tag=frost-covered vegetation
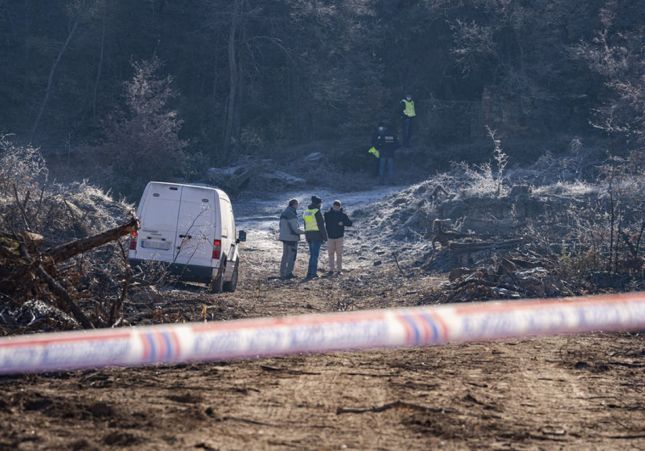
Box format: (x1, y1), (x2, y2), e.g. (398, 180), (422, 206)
(0, 136), (135, 332)
(356, 147), (644, 299)
(0, 135), (132, 243)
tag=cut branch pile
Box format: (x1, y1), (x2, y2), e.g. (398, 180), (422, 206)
(0, 217), (138, 330)
(421, 253), (575, 304)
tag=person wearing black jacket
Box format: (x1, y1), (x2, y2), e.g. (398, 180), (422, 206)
(323, 200), (353, 275)
(371, 123), (400, 183)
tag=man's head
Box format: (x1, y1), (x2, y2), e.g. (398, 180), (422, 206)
(332, 200), (341, 211)
(288, 198), (299, 208)
(405, 94), (412, 100)
(311, 195), (322, 206)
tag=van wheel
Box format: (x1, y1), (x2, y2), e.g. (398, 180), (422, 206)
(209, 261), (226, 293)
(223, 258), (239, 293)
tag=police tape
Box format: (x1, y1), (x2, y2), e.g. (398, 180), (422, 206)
(0, 292), (643, 374)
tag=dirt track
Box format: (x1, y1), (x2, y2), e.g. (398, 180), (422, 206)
(0, 220), (644, 450)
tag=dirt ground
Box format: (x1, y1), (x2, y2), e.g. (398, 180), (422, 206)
(0, 226), (643, 450)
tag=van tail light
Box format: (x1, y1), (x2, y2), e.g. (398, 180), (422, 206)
(129, 230), (138, 250)
(212, 239), (221, 260)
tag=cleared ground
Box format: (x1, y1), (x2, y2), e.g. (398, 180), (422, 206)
(0, 205), (643, 450)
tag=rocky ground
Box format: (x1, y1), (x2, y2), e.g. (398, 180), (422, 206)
(1, 187), (644, 449)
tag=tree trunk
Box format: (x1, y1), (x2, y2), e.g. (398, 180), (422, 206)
(30, 13), (80, 142)
(22, 0), (31, 98)
(44, 217), (138, 263)
(233, 58), (244, 144)
(92, 8), (106, 121)
(222, 0), (242, 161)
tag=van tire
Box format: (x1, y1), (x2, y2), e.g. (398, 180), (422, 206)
(223, 258), (239, 293)
(209, 259), (226, 293)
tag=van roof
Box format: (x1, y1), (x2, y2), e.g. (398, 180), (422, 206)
(145, 181), (229, 198)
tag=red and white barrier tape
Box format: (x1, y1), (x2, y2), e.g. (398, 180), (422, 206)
(0, 292), (643, 374)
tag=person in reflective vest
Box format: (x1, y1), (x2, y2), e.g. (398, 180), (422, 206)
(303, 195), (328, 280)
(400, 94), (416, 147)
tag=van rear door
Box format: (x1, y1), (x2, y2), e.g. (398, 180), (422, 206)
(174, 186), (218, 268)
(135, 183), (181, 263)
(219, 196), (237, 261)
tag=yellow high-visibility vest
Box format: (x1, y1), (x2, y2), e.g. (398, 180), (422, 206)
(368, 146), (380, 158)
(303, 208), (319, 231)
(402, 99), (416, 117)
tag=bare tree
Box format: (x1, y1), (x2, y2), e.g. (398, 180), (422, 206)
(30, 6), (82, 142)
(222, 0), (244, 160)
(92, 2), (107, 121)
(575, 1), (645, 146)
(97, 57), (188, 197)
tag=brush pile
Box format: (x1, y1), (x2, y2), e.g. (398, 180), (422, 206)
(357, 151), (644, 301)
(0, 137), (138, 333)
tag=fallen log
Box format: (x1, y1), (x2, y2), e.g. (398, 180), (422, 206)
(448, 238), (525, 253)
(45, 217), (139, 263)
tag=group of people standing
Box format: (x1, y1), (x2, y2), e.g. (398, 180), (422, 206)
(277, 94), (415, 280)
(369, 93), (416, 183)
(279, 196), (352, 281)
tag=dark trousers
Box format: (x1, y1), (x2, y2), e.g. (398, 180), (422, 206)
(379, 157), (395, 180)
(307, 240), (322, 278)
(402, 117), (413, 146)
(280, 241), (298, 278)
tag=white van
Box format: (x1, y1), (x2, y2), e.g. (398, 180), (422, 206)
(128, 181), (245, 292)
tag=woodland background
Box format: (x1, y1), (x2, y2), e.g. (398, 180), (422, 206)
(0, 0), (643, 198)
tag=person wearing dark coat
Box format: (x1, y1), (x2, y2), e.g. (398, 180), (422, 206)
(303, 195), (328, 280)
(371, 123), (400, 183)
(323, 200), (353, 275)
(278, 198), (304, 279)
